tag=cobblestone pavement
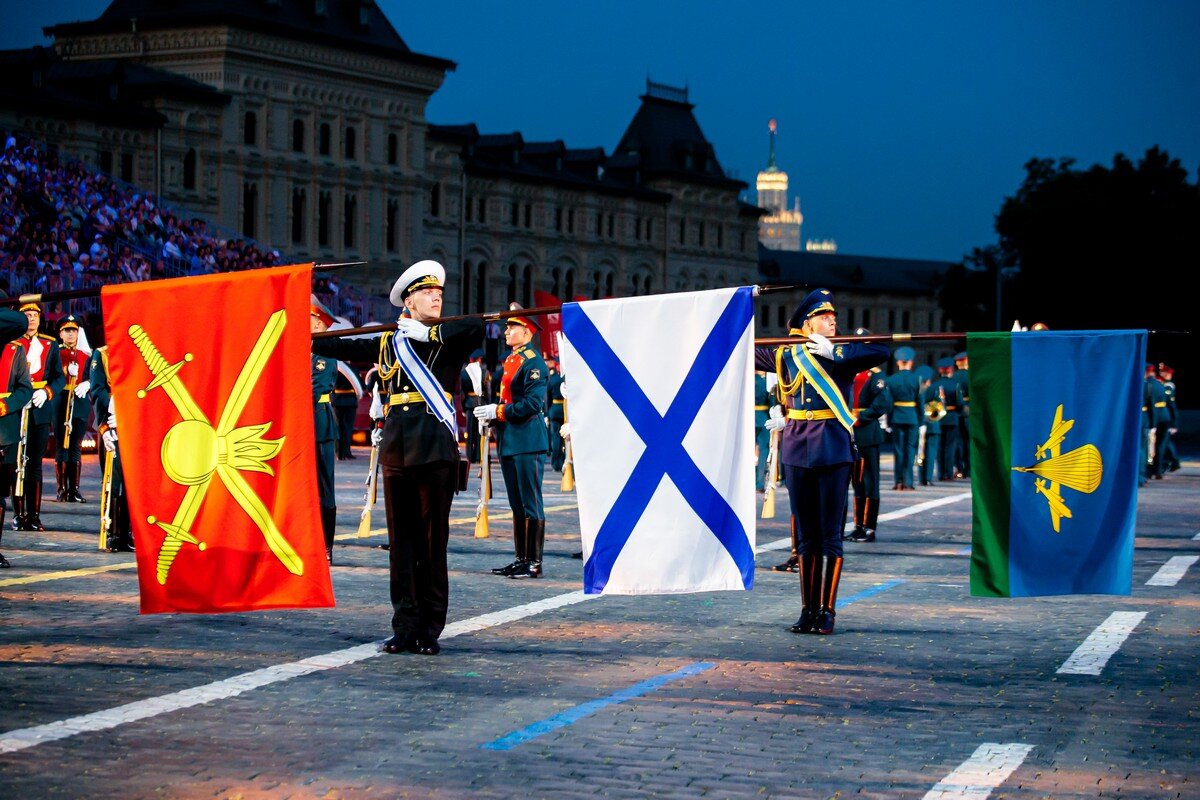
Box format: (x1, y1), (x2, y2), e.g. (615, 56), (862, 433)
(1, 450), (1197, 799)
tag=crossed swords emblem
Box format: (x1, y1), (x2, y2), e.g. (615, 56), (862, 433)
(127, 310), (301, 585)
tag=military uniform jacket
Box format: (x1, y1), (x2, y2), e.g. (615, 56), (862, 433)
(56, 345), (92, 425)
(1162, 380), (1178, 425)
(0, 341), (33, 447)
(886, 369), (923, 426)
(954, 369), (970, 417)
(853, 368), (891, 448)
(754, 341), (890, 468)
(929, 375), (962, 427)
(920, 383), (943, 435)
(547, 370), (566, 422)
(496, 344), (550, 457)
(331, 370), (359, 409)
(1144, 378), (1169, 427)
(312, 317), (483, 469)
(21, 332), (66, 426)
(88, 347), (113, 431)
(312, 354), (338, 444)
(753, 372), (771, 429)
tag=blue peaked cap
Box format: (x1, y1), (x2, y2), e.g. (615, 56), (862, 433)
(894, 345), (916, 361)
(787, 288), (836, 331)
(915, 365), (934, 383)
(937, 357), (954, 369)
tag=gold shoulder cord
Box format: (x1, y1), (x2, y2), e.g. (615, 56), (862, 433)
(376, 331), (401, 381)
(775, 345), (803, 401)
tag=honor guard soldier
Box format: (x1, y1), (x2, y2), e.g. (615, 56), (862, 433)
(312, 260), (483, 656)
(89, 344), (134, 552)
(845, 329), (890, 542)
(953, 351), (970, 477)
(54, 315), (92, 502)
(476, 314), (551, 579)
(332, 367), (360, 461)
(460, 350), (485, 463)
(755, 289), (889, 635)
(1158, 364), (1181, 473)
(1143, 362), (1171, 482)
(886, 346), (921, 491)
(916, 365), (940, 486)
(0, 308), (34, 566)
(13, 303), (66, 531)
(546, 356), (567, 472)
(930, 357), (963, 481)
(310, 298), (340, 563)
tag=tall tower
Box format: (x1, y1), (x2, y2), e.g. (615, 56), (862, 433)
(756, 119), (803, 251)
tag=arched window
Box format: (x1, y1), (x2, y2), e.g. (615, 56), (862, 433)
(343, 193), (357, 247)
(385, 199), (398, 251)
(630, 275), (640, 296)
(291, 187), (305, 244)
(474, 262), (488, 313)
(242, 182), (257, 237)
(430, 183), (441, 217)
(507, 264), (518, 304)
(604, 272), (614, 297)
(344, 127), (356, 160)
(243, 111), (257, 146)
(319, 123), (331, 156)
(318, 190), (331, 246)
(551, 267), (561, 298)
(564, 268), (575, 300)
(182, 149), (196, 190)
(387, 133), (398, 165)
(292, 120), (305, 153)
(592, 270), (602, 300)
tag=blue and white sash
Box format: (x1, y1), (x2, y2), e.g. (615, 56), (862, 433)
(391, 333), (458, 438)
(786, 345), (856, 432)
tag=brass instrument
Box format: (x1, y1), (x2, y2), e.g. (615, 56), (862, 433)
(925, 399), (947, 422)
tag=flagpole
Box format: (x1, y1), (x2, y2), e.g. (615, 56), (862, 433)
(0, 261), (366, 308)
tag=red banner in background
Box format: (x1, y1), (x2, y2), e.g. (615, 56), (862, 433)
(533, 290), (563, 359)
(101, 264), (334, 614)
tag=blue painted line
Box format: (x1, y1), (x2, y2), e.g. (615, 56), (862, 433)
(840, 578), (906, 605)
(957, 545), (973, 555)
(479, 661), (716, 751)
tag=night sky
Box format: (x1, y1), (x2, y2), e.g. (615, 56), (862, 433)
(4, 0), (1198, 262)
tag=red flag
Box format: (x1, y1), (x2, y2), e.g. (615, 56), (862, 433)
(533, 290), (562, 358)
(101, 264), (334, 614)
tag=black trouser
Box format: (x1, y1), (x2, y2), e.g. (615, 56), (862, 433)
(334, 405), (356, 458)
(937, 423), (958, 480)
(464, 397), (480, 462)
(549, 413), (565, 472)
(382, 461), (455, 642)
(316, 438), (336, 508)
(100, 448), (132, 548)
(920, 433), (940, 484)
(784, 462), (850, 558)
(851, 446), (880, 530)
(500, 452), (545, 520)
(1151, 423), (1171, 478)
(54, 415), (87, 465)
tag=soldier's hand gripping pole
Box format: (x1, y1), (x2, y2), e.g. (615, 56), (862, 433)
(474, 421), (490, 539)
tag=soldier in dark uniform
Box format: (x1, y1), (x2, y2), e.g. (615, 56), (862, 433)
(754, 370), (772, 491)
(1144, 362), (1171, 482)
(916, 365), (940, 487)
(331, 368), (360, 461)
(0, 308), (34, 566)
(310, 298), (340, 563)
(547, 356), (566, 472)
(755, 289), (889, 635)
(845, 329), (890, 543)
(931, 357), (963, 482)
(89, 344), (134, 553)
(13, 302), (66, 531)
(475, 315), (550, 579)
(312, 260), (483, 656)
(460, 350), (484, 463)
(53, 315), (92, 503)
(886, 346), (921, 492)
(953, 351), (970, 478)
(1158, 364), (1181, 473)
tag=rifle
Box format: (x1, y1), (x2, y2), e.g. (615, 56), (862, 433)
(14, 405), (29, 497)
(761, 428), (780, 519)
(356, 433), (380, 538)
(560, 434), (575, 493)
(474, 422), (490, 538)
(98, 446), (114, 550)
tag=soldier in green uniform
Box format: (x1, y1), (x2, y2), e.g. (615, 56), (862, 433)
(886, 346), (922, 491)
(312, 260), (483, 656)
(754, 370), (772, 491)
(310, 298), (340, 563)
(547, 356), (566, 472)
(476, 314), (551, 579)
(931, 358), (963, 481)
(846, 329), (891, 543)
(916, 364), (940, 486)
(1158, 364), (1181, 473)
(53, 316), (92, 503)
(13, 302), (66, 531)
(953, 351), (970, 478)
(0, 308), (34, 566)
(88, 343), (134, 553)
(1144, 362), (1171, 481)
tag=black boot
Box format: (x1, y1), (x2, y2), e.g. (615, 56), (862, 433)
(815, 556), (843, 635)
(322, 506), (336, 564)
(25, 481), (45, 532)
(511, 519), (544, 579)
(67, 463), (86, 503)
(790, 554), (823, 633)
(0, 506), (8, 568)
(55, 462), (66, 502)
(10, 493), (25, 531)
(492, 515), (526, 575)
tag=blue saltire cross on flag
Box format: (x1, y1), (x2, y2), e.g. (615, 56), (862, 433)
(559, 287), (757, 595)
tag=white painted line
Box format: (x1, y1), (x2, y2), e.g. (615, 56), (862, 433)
(1146, 555), (1198, 586)
(1056, 611), (1146, 676)
(757, 492), (972, 552)
(924, 742), (1034, 799)
(1191, 531), (1200, 541)
(0, 590), (592, 755)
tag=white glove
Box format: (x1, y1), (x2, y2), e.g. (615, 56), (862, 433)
(474, 404), (499, 422)
(879, 413), (890, 433)
(107, 413), (117, 429)
(559, 422), (571, 439)
(31, 389), (48, 408)
(74, 380), (91, 399)
(370, 427), (383, 447)
(560, 382), (568, 398)
(396, 317), (431, 342)
(919, 424), (927, 434)
(67, 363), (78, 378)
(368, 390), (383, 420)
(805, 333), (834, 359)
(102, 428), (118, 452)
(765, 404), (786, 432)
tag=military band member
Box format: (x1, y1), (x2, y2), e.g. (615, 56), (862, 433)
(13, 303), (66, 531)
(1158, 364), (1180, 474)
(310, 298), (340, 563)
(846, 329), (890, 543)
(312, 260), (483, 656)
(1144, 362), (1171, 482)
(930, 357), (963, 481)
(547, 356), (566, 473)
(54, 315), (92, 503)
(0, 308), (34, 567)
(754, 370), (772, 492)
(917, 365), (940, 487)
(475, 315), (550, 579)
(953, 351), (970, 478)
(755, 289), (889, 635)
(89, 344), (133, 553)
(886, 346), (921, 491)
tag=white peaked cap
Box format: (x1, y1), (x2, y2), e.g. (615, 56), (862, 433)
(390, 260), (446, 307)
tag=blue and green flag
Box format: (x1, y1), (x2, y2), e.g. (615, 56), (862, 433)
(968, 330), (1146, 597)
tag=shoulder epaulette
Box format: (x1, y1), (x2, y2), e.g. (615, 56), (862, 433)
(37, 333), (56, 342)
(522, 348), (536, 360)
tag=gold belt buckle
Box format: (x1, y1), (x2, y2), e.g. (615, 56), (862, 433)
(805, 410), (814, 421)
